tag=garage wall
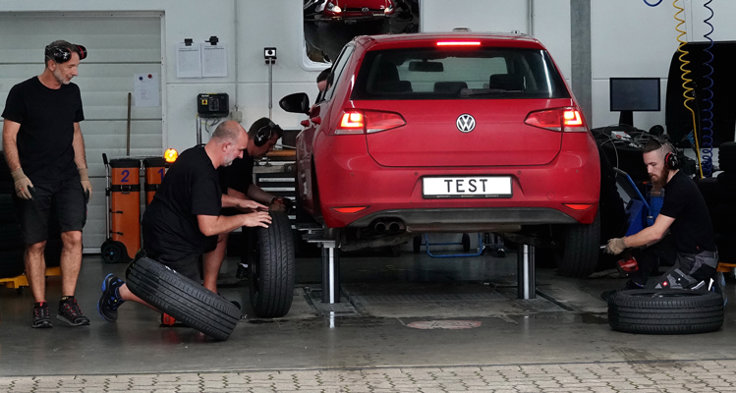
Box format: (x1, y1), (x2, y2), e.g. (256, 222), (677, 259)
(591, 0), (736, 131)
(2, 0), (735, 253)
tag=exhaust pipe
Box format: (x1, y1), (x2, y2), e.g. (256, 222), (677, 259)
(373, 221), (387, 233)
(372, 219), (406, 234)
(387, 221), (402, 233)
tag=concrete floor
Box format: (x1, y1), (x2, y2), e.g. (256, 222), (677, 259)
(1, 247), (735, 390)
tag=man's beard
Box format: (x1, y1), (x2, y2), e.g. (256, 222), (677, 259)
(650, 166), (669, 187)
(53, 68), (71, 85)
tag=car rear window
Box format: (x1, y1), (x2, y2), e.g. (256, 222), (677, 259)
(352, 47), (570, 100)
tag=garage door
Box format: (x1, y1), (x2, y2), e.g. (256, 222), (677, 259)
(0, 12), (163, 253)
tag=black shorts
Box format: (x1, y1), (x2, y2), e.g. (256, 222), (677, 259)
(14, 178), (86, 245)
(144, 251), (202, 282)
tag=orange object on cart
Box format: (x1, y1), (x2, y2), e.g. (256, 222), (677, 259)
(143, 157), (167, 205)
(106, 158), (140, 262)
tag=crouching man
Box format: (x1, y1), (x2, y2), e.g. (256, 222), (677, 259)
(97, 121), (271, 322)
(604, 137), (718, 290)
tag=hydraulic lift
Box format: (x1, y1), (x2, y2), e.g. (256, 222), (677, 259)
(298, 225), (537, 303)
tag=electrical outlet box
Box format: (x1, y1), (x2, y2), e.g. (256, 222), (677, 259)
(230, 110), (243, 122)
(197, 93), (229, 118)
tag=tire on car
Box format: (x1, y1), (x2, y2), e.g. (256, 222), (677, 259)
(556, 210), (601, 278)
(249, 211), (296, 318)
(126, 256), (241, 341)
(608, 288), (724, 334)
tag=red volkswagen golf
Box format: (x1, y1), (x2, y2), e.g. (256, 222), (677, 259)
(281, 32), (601, 276)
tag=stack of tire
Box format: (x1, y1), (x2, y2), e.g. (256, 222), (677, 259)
(607, 289), (724, 334)
(0, 153), (61, 280)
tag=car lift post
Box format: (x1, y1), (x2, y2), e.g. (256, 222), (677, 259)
(517, 243), (536, 299)
(321, 240), (340, 304)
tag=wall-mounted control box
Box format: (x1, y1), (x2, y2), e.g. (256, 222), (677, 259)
(197, 93), (229, 118)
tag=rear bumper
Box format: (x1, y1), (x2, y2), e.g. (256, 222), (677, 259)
(349, 207), (579, 232)
(313, 133), (600, 228)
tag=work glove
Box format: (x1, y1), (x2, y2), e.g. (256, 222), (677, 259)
(78, 167), (92, 201)
(11, 168), (34, 200)
(605, 237), (627, 255)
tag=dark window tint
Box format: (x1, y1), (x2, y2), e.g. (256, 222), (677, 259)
(323, 45), (355, 102)
(352, 47), (570, 100)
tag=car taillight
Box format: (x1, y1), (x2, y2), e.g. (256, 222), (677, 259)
(524, 107), (587, 132)
(335, 110), (406, 135)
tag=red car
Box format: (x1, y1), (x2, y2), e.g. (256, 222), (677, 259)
(280, 32), (601, 276)
(318, 0), (395, 19)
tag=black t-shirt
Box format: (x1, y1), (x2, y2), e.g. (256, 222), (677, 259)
(142, 146), (222, 262)
(1, 77), (84, 182)
(659, 170), (717, 253)
(218, 153), (254, 194)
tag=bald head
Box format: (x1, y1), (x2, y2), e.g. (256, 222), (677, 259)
(212, 120), (246, 143)
(205, 120), (248, 168)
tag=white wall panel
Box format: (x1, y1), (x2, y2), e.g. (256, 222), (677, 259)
(421, 0), (527, 33)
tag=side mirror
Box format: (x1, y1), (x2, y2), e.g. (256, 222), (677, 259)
(279, 92), (310, 115)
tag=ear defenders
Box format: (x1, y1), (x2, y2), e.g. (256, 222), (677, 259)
(665, 150), (680, 170)
(45, 43), (87, 64)
(651, 136), (679, 170)
(254, 120), (277, 147)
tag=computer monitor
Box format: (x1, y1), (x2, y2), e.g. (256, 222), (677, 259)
(609, 77), (661, 127)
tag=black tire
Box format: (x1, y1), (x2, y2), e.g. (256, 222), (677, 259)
(608, 289), (724, 334)
(249, 211), (295, 318)
(412, 235), (421, 253)
(101, 240), (130, 264)
(461, 233), (471, 252)
(719, 142), (736, 172)
(0, 249), (25, 279)
(126, 256), (240, 341)
(556, 210), (601, 277)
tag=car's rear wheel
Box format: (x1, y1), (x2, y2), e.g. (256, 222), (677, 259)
(556, 210), (601, 277)
(249, 211), (296, 318)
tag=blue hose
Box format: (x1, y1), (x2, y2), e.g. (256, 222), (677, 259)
(643, 0), (664, 6)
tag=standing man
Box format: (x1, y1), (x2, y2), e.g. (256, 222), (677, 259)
(97, 121), (272, 323)
(605, 137), (718, 290)
(202, 117), (286, 293)
(2, 40), (92, 328)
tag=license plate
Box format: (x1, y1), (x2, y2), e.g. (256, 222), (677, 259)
(422, 176), (512, 198)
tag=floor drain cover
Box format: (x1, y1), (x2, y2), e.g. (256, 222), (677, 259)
(406, 320), (482, 330)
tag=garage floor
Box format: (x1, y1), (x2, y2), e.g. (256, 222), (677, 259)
(1, 247), (735, 392)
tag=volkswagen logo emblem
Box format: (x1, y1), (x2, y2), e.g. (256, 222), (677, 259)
(456, 114), (476, 133)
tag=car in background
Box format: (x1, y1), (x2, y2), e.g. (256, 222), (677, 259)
(280, 32), (601, 277)
(313, 0), (395, 20)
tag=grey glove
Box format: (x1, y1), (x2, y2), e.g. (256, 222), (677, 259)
(11, 168), (34, 200)
(605, 237), (627, 255)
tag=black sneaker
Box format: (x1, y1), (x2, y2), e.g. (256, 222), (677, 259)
(98, 273), (125, 322)
(32, 302), (53, 328)
(57, 297), (90, 326)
